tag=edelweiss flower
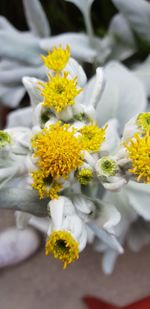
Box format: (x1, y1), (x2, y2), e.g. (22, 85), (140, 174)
(41, 45), (70, 72)
(46, 230), (79, 269)
(39, 72), (82, 113)
(122, 112), (150, 141)
(116, 112), (150, 184)
(1, 45), (149, 271)
(124, 132), (150, 183)
(27, 47), (108, 200)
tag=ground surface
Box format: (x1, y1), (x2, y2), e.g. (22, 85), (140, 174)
(0, 210), (150, 309)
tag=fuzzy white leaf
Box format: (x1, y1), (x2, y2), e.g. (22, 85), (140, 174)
(0, 186), (47, 216)
(0, 85), (25, 107)
(126, 181), (150, 221)
(89, 222), (123, 253)
(48, 197), (65, 231)
(89, 68), (105, 108)
(0, 30), (42, 65)
(29, 216), (49, 234)
(108, 13), (136, 60)
(101, 249), (119, 275)
(65, 57), (87, 87)
(23, 0), (50, 37)
(0, 16), (17, 32)
(96, 61), (147, 132)
(133, 55), (150, 97)
(7, 107), (32, 128)
(96, 201), (121, 231)
(22, 76), (43, 107)
(0, 228), (40, 268)
(0, 65), (45, 85)
(112, 0), (150, 45)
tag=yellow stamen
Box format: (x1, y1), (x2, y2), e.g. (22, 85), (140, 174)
(124, 132), (150, 183)
(45, 230), (79, 269)
(39, 72), (82, 113)
(79, 124), (107, 153)
(31, 170), (62, 199)
(41, 45), (70, 72)
(32, 122), (83, 180)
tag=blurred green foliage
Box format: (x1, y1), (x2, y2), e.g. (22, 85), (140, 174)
(0, 0), (117, 36)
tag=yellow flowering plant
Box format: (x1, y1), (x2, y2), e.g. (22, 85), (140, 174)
(1, 46), (150, 270)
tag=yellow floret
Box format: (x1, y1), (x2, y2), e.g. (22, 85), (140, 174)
(39, 72), (82, 113)
(41, 45), (70, 72)
(124, 132), (150, 183)
(45, 230), (79, 269)
(32, 122), (83, 180)
(79, 123), (107, 153)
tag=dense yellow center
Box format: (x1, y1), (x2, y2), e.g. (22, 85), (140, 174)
(45, 230), (79, 269)
(137, 112), (150, 134)
(32, 122), (82, 180)
(125, 132), (150, 183)
(41, 45), (70, 72)
(79, 124), (106, 153)
(39, 72), (82, 113)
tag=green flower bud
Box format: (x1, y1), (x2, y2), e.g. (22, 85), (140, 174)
(96, 156), (117, 177)
(0, 131), (11, 148)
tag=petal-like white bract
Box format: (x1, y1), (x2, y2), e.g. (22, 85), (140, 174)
(96, 61), (147, 132)
(126, 182), (150, 221)
(22, 76), (43, 107)
(112, 0), (150, 46)
(23, 0), (50, 37)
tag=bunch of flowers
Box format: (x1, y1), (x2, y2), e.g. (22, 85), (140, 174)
(0, 46), (149, 270)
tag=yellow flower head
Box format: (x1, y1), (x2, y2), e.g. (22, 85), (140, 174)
(79, 124), (107, 153)
(41, 45), (70, 72)
(136, 112), (150, 134)
(39, 72), (82, 113)
(124, 132), (150, 183)
(32, 122), (83, 180)
(45, 230), (79, 269)
(76, 168), (93, 185)
(31, 170), (62, 199)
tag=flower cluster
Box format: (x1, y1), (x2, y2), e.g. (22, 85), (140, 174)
(118, 113), (150, 184)
(1, 46), (150, 269)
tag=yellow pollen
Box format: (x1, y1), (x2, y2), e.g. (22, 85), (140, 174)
(124, 132), (150, 183)
(45, 230), (79, 269)
(137, 113), (150, 134)
(79, 124), (107, 153)
(31, 170), (62, 199)
(32, 122), (83, 180)
(39, 72), (82, 113)
(41, 45), (70, 72)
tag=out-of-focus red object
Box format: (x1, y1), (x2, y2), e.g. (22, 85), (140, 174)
(83, 296), (150, 309)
